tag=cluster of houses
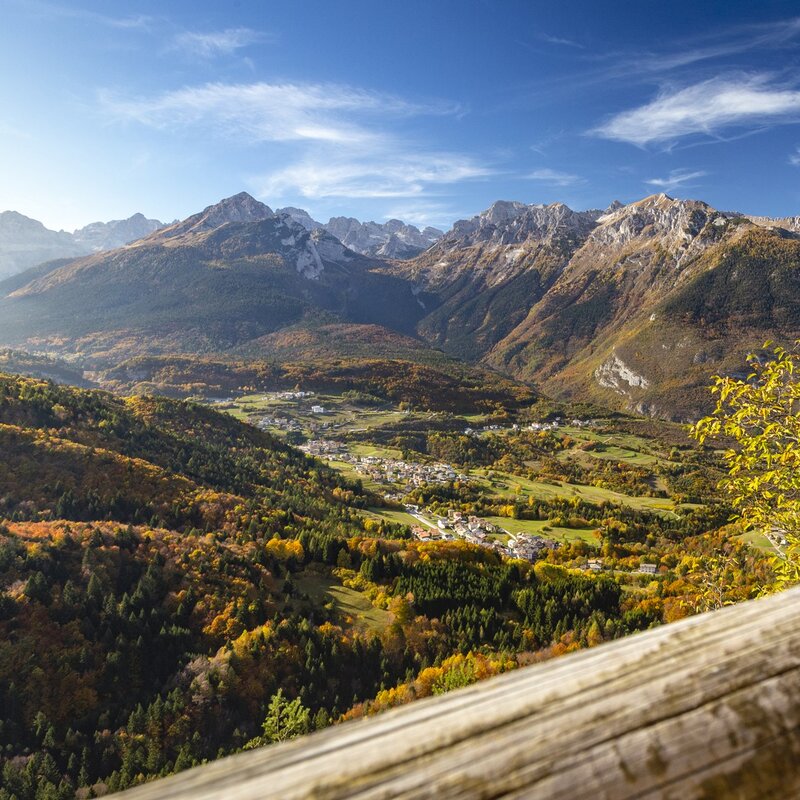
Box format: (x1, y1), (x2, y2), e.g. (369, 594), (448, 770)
(275, 390), (315, 401)
(301, 439), (348, 458)
(528, 418), (594, 432)
(463, 418), (595, 436)
(407, 506), (557, 563)
(579, 559), (660, 575)
(256, 415), (304, 434)
(301, 441), (471, 491)
(311, 450), (466, 488)
(508, 533), (558, 561)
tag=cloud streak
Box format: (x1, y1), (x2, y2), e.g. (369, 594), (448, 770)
(645, 168), (708, 192)
(592, 74), (800, 146)
(258, 153), (492, 200)
(99, 81), (455, 145)
(526, 168), (583, 186)
(100, 81), (461, 145)
(13, 0), (151, 30)
(100, 80), (488, 203)
(171, 28), (268, 58)
(538, 33), (584, 49)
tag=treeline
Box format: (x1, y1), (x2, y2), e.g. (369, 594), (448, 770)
(99, 354), (536, 413)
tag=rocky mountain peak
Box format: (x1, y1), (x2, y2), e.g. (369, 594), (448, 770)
(482, 200), (530, 225)
(595, 194), (717, 240)
(0, 210), (67, 237)
(276, 207), (322, 232)
(444, 200), (600, 250)
(198, 192), (274, 226)
(155, 192), (274, 241)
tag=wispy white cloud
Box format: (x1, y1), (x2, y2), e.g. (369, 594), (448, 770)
(13, 0), (151, 29)
(510, 16), (800, 109)
(790, 147), (800, 167)
(100, 80), (487, 203)
(258, 153), (491, 200)
(592, 74), (800, 146)
(644, 168), (708, 192)
(538, 33), (584, 49)
(525, 168), (583, 186)
(171, 28), (268, 58)
(382, 202), (462, 230)
(99, 81), (458, 145)
(617, 18), (800, 75)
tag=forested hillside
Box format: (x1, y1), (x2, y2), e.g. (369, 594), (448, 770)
(0, 372), (769, 798)
(97, 354), (536, 414)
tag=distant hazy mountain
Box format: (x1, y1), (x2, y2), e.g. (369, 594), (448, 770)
(0, 210), (165, 279)
(0, 211), (86, 279)
(72, 213), (164, 253)
(277, 207), (442, 259)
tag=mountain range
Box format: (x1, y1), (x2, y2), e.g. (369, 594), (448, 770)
(1, 190), (798, 420)
(0, 203), (441, 282)
(0, 210), (166, 279)
(277, 207), (443, 259)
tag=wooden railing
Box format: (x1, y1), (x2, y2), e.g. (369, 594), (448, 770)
(115, 587), (800, 799)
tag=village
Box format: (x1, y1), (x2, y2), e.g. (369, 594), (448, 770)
(301, 439), (467, 487)
(300, 439), (562, 563)
(404, 505), (558, 562)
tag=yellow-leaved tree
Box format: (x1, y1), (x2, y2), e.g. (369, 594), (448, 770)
(690, 342), (800, 587)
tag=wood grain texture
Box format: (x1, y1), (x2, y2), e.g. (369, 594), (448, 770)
(113, 586), (800, 799)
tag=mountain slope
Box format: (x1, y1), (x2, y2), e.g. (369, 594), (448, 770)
(4, 190), (800, 419)
(384, 193), (800, 418)
(388, 201), (602, 360)
(479, 196), (800, 417)
(0, 194), (427, 361)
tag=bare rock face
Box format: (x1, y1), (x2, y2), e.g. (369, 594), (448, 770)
(741, 213), (800, 234)
(276, 207), (443, 259)
(588, 193), (725, 268)
(276, 207), (323, 232)
(441, 200), (601, 251)
(324, 216), (442, 259)
(594, 352), (650, 395)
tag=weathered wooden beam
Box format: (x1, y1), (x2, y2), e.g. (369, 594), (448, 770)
(114, 587), (800, 799)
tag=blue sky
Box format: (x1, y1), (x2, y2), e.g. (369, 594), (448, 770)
(3, 0), (800, 231)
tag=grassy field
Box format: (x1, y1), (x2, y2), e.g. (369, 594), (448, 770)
(349, 442), (404, 459)
(482, 515), (600, 544)
(363, 506), (424, 529)
(323, 459), (385, 492)
(469, 468), (680, 515)
(555, 426), (669, 468)
(295, 571), (390, 632)
(737, 530), (775, 552)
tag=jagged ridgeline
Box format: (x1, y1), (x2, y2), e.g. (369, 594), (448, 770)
(0, 372), (647, 797)
(2, 191), (800, 419)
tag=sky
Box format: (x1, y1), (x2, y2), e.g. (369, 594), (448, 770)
(3, 0), (800, 231)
